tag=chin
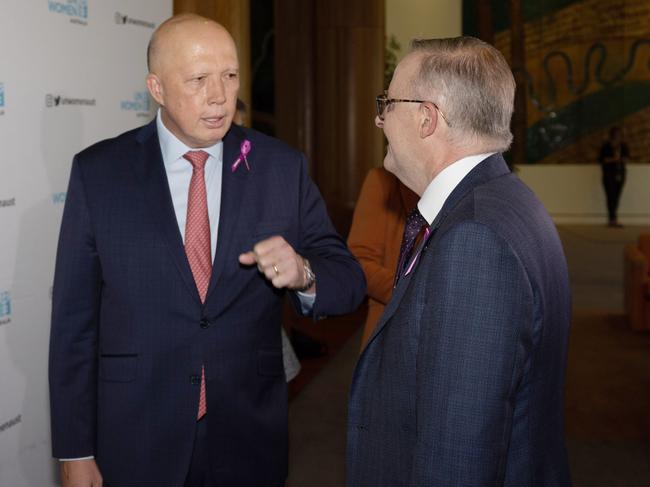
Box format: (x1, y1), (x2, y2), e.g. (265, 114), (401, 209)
(213, 121), (233, 138)
(201, 130), (228, 147)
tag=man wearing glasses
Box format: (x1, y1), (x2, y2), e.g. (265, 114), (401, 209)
(346, 37), (571, 487)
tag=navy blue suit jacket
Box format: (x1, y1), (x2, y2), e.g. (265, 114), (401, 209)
(49, 120), (365, 487)
(347, 154), (571, 486)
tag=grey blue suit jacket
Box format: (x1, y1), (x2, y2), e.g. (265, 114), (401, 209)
(347, 154), (571, 486)
(49, 120), (366, 487)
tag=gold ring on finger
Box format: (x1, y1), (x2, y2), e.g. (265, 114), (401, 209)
(273, 264), (280, 275)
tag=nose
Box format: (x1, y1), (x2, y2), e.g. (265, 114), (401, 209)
(207, 77), (226, 105)
(375, 115), (384, 128)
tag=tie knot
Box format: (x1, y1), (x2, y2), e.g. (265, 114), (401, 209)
(183, 150), (209, 170)
(406, 208), (428, 233)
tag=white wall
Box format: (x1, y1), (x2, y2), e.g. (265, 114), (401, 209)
(386, 0), (462, 59)
(517, 164), (650, 225)
(0, 2), (172, 486)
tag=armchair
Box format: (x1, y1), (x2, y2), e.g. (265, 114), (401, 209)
(624, 234), (650, 331)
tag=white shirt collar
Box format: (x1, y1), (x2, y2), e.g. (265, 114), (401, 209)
(156, 108), (223, 167)
(418, 152), (495, 225)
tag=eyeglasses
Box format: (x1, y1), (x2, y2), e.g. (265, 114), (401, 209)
(375, 91), (451, 126)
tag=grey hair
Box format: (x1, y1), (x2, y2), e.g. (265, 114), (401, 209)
(409, 37), (515, 152)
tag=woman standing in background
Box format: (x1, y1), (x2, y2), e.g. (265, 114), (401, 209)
(348, 168), (418, 350)
(599, 126), (630, 227)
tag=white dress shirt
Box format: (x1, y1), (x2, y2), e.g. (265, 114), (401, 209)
(418, 153), (496, 225)
(157, 111), (223, 261)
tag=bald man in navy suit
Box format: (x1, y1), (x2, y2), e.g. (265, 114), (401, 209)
(49, 14), (365, 487)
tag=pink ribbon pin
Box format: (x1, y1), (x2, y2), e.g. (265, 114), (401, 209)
(231, 139), (252, 172)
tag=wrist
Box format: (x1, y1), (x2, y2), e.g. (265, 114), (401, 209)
(295, 257), (316, 292)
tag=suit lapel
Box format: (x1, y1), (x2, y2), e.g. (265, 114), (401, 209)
(132, 121), (201, 305)
(362, 228), (435, 351)
(204, 125), (250, 305)
(361, 154), (511, 351)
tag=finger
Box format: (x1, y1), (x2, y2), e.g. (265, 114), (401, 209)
(252, 235), (288, 258)
(270, 275), (285, 289)
(265, 265), (282, 286)
(255, 242), (296, 271)
(270, 268), (294, 289)
(255, 250), (284, 271)
(263, 260), (290, 283)
(273, 261), (304, 289)
(260, 263), (277, 281)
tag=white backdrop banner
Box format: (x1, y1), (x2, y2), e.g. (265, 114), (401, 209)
(0, 1), (172, 485)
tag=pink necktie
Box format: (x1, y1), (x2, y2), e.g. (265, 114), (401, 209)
(183, 150), (211, 420)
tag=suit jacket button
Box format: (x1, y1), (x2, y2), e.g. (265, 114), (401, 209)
(190, 375), (201, 385)
(199, 318), (209, 329)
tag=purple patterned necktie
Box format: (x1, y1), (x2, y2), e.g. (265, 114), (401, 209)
(395, 207), (429, 285)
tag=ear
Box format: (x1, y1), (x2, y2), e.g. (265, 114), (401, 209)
(419, 102), (438, 138)
(146, 73), (164, 106)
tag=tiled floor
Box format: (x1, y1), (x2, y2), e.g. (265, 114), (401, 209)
(557, 224), (650, 312)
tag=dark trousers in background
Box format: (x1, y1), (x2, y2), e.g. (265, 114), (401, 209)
(602, 169), (625, 223)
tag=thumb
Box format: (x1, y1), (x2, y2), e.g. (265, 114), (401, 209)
(238, 251), (257, 265)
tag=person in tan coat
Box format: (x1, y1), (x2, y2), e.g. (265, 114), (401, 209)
(348, 167), (418, 349)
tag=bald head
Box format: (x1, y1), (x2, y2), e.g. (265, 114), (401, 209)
(145, 13), (240, 147)
(147, 14), (235, 74)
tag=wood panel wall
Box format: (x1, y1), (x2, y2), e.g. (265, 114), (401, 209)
(174, 0), (385, 230)
(276, 0), (385, 228)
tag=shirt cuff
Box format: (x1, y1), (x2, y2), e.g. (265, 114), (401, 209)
(59, 456), (94, 461)
(296, 290), (316, 314)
